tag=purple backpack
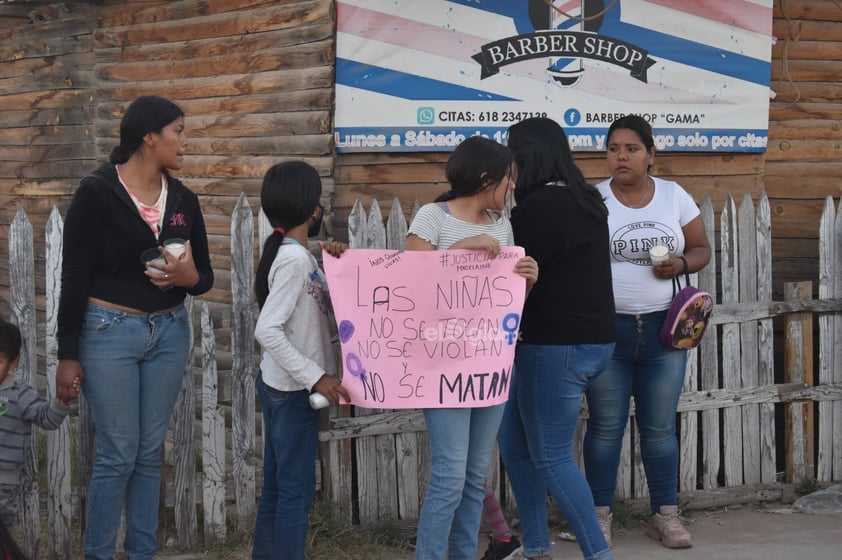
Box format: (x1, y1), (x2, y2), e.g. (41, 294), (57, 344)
(660, 270), (714, 349)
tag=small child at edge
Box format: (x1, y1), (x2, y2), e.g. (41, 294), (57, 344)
(0, 318), (74, 529)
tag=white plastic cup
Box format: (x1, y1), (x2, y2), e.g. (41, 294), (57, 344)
(649, 245), (670, 265)
(140, 247), (172, 291)
(164, 238), (186, 259)
(309, 392), (330, 410)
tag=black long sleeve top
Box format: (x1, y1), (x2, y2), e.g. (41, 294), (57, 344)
(511, 183), (615, 345)
(57, 163), (214, 360)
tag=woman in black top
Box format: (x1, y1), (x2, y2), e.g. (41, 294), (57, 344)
(497, 117), (615, 560)
(55, 96), (213, 560)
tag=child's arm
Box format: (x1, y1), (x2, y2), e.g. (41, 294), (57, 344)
(18, 384), (70, 430)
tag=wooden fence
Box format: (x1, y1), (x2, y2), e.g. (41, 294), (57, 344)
(7, 191), (842, 557)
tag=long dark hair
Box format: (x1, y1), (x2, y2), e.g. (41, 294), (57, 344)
(254, 161), (322, 309)
(435, 136), (513, 203)
(109, 96), (184, 164)
(507, 117), (607, 220)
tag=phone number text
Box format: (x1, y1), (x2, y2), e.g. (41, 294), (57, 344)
(438, 111), (548, 123)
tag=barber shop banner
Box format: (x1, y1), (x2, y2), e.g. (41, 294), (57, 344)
(335, 0), (774, 153)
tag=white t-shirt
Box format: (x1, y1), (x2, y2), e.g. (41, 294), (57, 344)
(254, 242), (336, 392)
(408, 202), (514, 249)
(597, 177), (700, 314)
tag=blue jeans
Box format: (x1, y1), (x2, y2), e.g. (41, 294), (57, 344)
(415, 404), (504, 560)
(252, 372), (319, 560)
(80, 302), (190, 560)
(584, 311), (688, 513)
(498, 344), (614, 560)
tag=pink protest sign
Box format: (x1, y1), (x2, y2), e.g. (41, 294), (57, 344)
(323, 247), (526, 409)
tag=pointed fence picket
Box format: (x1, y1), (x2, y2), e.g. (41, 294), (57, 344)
(7, 191), (842, 558)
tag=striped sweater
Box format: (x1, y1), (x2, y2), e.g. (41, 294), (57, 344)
(0, 374), (70, 485)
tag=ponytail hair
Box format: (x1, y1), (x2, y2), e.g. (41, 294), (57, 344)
(254, 161), (322, 308)
(109, 96), (184, 164)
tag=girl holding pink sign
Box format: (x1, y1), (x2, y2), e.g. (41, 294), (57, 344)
(406, 136), (538, 560)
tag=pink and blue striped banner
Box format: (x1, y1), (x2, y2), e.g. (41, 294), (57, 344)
(335, 0), (773, 153)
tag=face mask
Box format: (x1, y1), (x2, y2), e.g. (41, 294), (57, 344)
(307, 204), (323, 237)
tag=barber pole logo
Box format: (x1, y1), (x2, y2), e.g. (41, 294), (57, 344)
(547, 0), (589, 86)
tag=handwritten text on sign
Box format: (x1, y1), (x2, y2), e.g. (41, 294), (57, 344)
(323, 248), (526, 409)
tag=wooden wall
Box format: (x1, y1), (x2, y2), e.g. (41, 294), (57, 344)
(0, 0), (336, 311)
(0, 0), (841, 307)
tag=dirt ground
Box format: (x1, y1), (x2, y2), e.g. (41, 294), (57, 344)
(563, 503), (842, 560)
(158, 501), (842, 560)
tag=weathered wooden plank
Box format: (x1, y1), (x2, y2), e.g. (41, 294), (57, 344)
(720, 196), (743, 486)
(679, 344), (699, 493)
(97, 66), (333, 101)
(97, 21), (333, 66)
(770, 116), (842, 137)
(201, 302), (227, 545)
(98, 90), (333, 121)
(95, 2), (331, 47)
(771, 59), (842, 82)
(816, 197), (835, 481)
(698, 196), (720, 489)
(177, 155), (334, 180)
(773, 18), (842, 42)
(96, 0), (191, 26)
(97, 111), (331, 141)
(632, 420), (647, 500)
(346, 199), (377, 523)
(764, 176), (842, 199)
(44, 206), (71, 559)
(738, 194), (761, 485)
(773, 2), (842, 22)
(0, 68), (95, 94)
(324, 397), (354, 522)
(0, 50), (95, 80)
(0, 124), (95, 145)
(833, 202), (842, 480)
(9, 209), (40, 555)
(772, 39), (842, 61)
(319, 381), (840, 442)
(386, 198), (408, 251)
(784, 281), (814, 483)
(102, 135), (332, 158)
(97, 40), (332, 82)
(0, 88), (94, 112)
(765, 139), (842, 162)
(756, 193), (776, 483)
(0, 160), (92, 180)
(3, 143), (97, 161)
(0, 7), (92, 43)
(764, 199), (828, 239)
(230, 194), (256, 525)
(173, 297), (198, 547)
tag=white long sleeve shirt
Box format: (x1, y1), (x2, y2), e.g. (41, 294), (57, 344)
(254, 242), (336, 392)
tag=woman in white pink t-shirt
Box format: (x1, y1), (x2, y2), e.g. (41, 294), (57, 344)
(585, 115), (711, 551)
